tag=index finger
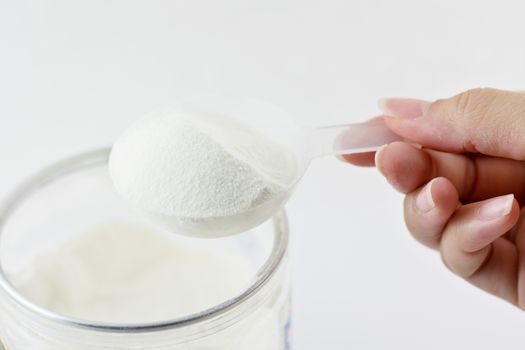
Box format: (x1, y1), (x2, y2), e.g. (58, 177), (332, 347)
(381, 89), (525, 160)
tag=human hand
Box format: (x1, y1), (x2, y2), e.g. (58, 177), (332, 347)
(341, 88), (525, 308)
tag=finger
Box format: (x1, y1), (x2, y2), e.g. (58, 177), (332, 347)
(375, 141), (525, 204)
(403, 177), (459, 249)
(339, 152), (375, 166)
(375, 142), (431, 193)
(380, 89), (525, 160)
(440, 195), (520, 304)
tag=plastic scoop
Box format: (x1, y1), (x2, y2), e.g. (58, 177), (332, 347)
(110, 96), (401, 237)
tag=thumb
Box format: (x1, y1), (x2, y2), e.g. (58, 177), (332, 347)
(380, 88), (525, 160)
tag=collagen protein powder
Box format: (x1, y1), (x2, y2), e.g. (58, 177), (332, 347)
(11, 222), (254, 323)
(8, 222), (285, 349)
(109, 109), (298, 236)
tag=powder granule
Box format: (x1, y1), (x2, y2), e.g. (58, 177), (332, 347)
(109, 111), (297, 219)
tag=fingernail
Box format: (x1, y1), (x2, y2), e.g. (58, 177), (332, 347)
(416, 179), (436, 213)
(378, 98), (431, 119)
(335, 154), (347, 163)
(374, 144), (388, 177)
(477, 194), (514, 221)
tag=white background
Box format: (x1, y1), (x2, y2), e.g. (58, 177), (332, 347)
(2, 1), (525, 348)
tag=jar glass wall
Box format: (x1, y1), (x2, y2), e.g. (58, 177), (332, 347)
(0, 149), (291, 349)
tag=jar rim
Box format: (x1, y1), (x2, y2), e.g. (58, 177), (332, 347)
(0, 148), (289, 334)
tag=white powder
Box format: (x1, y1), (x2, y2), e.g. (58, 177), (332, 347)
(9, 222), (284, 349)
(11, 222), (255, 324)
(109, 110), (297, 233)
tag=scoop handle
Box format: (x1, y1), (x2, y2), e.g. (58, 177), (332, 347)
(309, 119), (403, 158)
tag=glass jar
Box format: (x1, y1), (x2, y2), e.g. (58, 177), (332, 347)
(0, 149), (291, 349)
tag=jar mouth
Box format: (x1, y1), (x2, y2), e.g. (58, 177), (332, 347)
(0, 148), (289, 334)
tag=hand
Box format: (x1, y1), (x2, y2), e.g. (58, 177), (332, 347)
(341, 88), (525, 308)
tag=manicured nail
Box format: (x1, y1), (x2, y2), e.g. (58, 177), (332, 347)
(378, 98), (431, 119)
(416, 179), (436, 213)
(477, 194), (514, 221)
(335, 154), (347, 163)
(374, 144), (388, 177)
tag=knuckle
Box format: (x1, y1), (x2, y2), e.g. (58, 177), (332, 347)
(440, 248), (470, 277)
(440, 235), (490, 279)
(453, 88), (495, 120)
(439, 249), (454, 272)
(494, 92), (525, 158)
(440, 235), (473, 278)
(445, 88), (501, 153)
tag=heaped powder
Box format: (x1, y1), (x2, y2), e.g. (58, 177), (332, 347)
(109, 111), (297, 220)
(11, 222), (254, 323)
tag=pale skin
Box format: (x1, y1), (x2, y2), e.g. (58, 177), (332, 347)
(341, 88), (525, 309)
